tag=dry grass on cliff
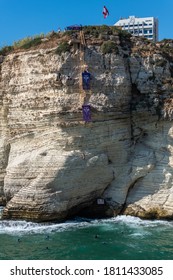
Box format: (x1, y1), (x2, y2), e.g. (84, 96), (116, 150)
(1, 26), (173, 63)
(0, 25), (128, 55)
(0, 31), (69, 55)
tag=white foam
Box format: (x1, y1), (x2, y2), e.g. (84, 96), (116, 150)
(0, 219), (93, 236)
(0, 215), (172, 236)
(111, 215), (173, 227)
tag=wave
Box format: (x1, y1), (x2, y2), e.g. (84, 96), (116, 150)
(0, 218), (94, 236)
(0, 215), (172, 236)
(112, 215), (173, 227)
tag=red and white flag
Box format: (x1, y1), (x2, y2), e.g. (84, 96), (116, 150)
(103, 6), (109, 18)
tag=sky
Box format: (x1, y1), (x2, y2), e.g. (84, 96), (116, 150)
(0, 0), (173, 47)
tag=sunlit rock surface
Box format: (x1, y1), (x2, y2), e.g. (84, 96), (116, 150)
(1, 29), (173, 221)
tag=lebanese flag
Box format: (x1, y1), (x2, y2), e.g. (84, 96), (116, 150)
(103, 6), (109, 18)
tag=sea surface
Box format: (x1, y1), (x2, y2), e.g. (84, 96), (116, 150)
(0, 209), (173, 260)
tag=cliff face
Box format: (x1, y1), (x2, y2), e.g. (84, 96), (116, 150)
(1, 29), (173, 221)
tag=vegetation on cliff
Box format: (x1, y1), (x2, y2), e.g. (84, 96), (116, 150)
(0, 25), (128, 55)
(1, 24), (173, 60)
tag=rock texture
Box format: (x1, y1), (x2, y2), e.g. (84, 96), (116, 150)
(1, 28), (173, 221)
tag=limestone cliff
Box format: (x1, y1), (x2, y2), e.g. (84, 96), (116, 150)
(1, 27), (173, 221)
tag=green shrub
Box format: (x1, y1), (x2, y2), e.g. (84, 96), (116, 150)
(55, 42), (71, 55)
(101, 41), (119, 54)
(99, 25), (114, 35)
(118, 29), (131, 40)
(13, 35), (43, 49)
(83, 25), (120, 37)
(20, 37), (42, 49)
(0, 45), (14, 56)
(83, 26), (99, 37)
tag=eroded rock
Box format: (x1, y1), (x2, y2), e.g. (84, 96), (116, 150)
(1, 32), (173, 221)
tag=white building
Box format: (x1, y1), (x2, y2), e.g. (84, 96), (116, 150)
(114, 16), (159, 42)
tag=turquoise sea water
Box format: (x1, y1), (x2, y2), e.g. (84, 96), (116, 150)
(0, 213), (173, 260)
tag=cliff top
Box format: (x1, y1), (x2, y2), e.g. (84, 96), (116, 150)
(0, 25), (123, 55)
(0, 25), (169, 52)
(1, 25), (173, 62)
(1, 25), (173, 117)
